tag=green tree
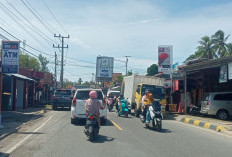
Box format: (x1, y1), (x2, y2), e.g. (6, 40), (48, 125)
(226, 43), (232, 56)
(146, 64), (158, 76)
(197, 36), (216, 59)
(78, 78), (83, 85)
(127, 70), (133, 76)
(19, 53), (41, 71)
(211, 30), (230, 57)
(38, 54), (49, 72)
(114, 75), (123, 85)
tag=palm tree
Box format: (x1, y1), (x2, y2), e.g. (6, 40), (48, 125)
(226, 43), (232, 56)
(197, 36), (216, 59)
(211, 30), (230, 57)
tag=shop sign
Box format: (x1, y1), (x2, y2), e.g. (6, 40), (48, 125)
(219, 65), (227, 83)
(158, 45), (173, 75)
(1, 41), (20, 73)
(172, 72), (184, 80)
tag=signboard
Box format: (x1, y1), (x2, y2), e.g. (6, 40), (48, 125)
(228, 62), (232, 80)
(1, 41), (20, 73)
(158, 45), (173, 75)
(164, 79), (172, 88)
(219, 65), (227, 83)
(172, 72), (184, 80)
(96, 56), (114, 82)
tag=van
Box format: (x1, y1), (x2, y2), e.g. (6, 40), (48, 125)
(200, 92), (232, 120)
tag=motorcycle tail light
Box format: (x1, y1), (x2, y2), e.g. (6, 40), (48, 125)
(89, 115), (94, 120)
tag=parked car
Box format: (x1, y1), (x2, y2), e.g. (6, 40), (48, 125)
(200, 92), (232, 120)
(71, 89), (107, 124)
(52, 89), (72, 110)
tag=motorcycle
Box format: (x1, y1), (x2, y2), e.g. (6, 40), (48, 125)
(107, 97), (114, 112)
(189, 105), (201, 115)
(117, 99), (129, 118)
(140, 100), (163, 131)
(84, 114), (99, 142)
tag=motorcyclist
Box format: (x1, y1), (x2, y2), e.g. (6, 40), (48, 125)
(116, 94), (124, 113)
(84, 90), (105, 127)
(142, 90), (155, 126)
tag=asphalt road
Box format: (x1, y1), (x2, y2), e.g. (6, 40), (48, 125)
(2, 109), (232, 157)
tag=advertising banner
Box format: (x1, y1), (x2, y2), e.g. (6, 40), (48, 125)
(228, 62), (232, 80)
(219, 65), (227, 83)
(158, 45), (173, 75)
(1, 41), (20, 73)
(96, 56), (114, 82)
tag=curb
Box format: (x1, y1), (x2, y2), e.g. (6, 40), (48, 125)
(179, 117), (227, 132)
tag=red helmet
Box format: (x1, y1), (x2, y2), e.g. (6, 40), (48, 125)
(89, 90), (97, 99)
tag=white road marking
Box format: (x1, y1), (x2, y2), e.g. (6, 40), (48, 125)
(5, 113), (55, 154)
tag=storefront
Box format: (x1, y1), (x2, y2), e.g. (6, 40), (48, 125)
(179, 56), (232, 112)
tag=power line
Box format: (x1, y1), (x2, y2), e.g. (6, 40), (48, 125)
(24, 0), (60, 34)
(41, 0), (68, 35)
(0, 26), (54, 57)
(5, 0), (58, 45)
(20, 0), (55, 35)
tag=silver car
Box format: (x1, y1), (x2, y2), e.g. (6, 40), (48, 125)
(200, 92), (232, 120)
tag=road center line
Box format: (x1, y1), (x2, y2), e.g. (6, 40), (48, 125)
(111, 121), (123, 131)
(5, 113), (55, 154)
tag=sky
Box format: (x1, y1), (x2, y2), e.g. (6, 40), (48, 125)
(1, 0), (232, 82)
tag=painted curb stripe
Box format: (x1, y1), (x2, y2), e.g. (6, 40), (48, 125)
(189, 119), (194, 124)
(184, 118), (190, 123)
(193, 120), (200, 126)
(204, 122), (211, 129)
(199, 122), (205, 127)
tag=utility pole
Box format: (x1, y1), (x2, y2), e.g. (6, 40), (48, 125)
(53, 34), (69, 88)
(23, 40), (26, 54)
(54, 52), (57, 89)
(125, 56), (131, 76)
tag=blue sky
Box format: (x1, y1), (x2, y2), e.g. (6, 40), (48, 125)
(1, 0), (232, 82)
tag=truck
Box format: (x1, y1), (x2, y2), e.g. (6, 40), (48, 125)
(123, 74), (166, 117)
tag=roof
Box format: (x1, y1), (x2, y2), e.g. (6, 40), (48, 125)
(76, 88), (102, 91)
(180, 56), (232, 72)
(4, 73), (36, 82)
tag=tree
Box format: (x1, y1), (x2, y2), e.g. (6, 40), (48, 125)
(127, 70), (133, 76)
(19, 53), (41, 71)
(146, 64), (158, 76)
(226, 43), (232, 56)
(211, 30), (230, 57)
(38, 54), (49, 72)
(197, 36), (216, 59)
(114, 75), (123, 85)
(78, 78), (83, 85)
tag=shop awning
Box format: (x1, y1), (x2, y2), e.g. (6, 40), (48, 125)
(179, 56), (232, 73)
(4, 74), (36, 82)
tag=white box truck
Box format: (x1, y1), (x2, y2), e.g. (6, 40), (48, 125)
(123, 74), (165, 116)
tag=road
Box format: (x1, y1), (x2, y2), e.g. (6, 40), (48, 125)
(1, 109), (232, 157)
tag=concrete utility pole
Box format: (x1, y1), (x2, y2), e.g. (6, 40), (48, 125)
(125, 56), (131, 76)
(53, 34), (69, 88)
(54, 52), (57, 89)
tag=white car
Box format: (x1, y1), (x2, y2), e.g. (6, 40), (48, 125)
(71, 89), (107, 124)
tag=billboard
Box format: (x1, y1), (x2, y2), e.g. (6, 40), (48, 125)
(96, 56), (114, 82)
(1, 41), (20, 73)
(158, 45), (173, 75)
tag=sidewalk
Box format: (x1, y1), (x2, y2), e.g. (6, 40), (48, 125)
(0, 107), (48, 141)
(164, 112), (232, 135)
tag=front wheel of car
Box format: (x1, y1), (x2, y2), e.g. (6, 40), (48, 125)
(217, 110), (229, 120)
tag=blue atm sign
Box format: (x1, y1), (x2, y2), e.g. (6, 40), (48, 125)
(1, 41), (20, 74)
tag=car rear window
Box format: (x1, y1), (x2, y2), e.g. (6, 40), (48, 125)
(55, 90), (71, 96)
(214, 93), (232, 101)
(203, 94), (210, 101)
(76, 91), (103, 100)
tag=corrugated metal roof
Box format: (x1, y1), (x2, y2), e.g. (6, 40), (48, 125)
(4, 74), (36, 82)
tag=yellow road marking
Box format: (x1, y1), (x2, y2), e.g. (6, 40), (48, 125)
(216, 126), (226, 132)
(111, 121), (123, 131)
